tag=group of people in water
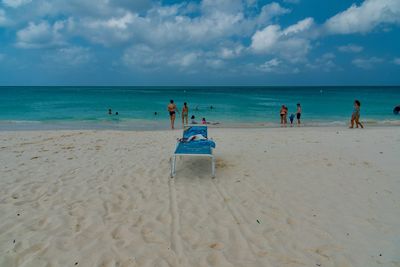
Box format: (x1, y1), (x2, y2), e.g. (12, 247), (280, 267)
(167, 100), (211, 129)
(280, 103), (302, 127)
(109, 99), (364, 130)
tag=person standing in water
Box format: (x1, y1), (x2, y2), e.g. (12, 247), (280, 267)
(167, 100), (179, 129)
(289, 113), (295, 127)
(182, 102), (189, 126)
(296, 103), (302, 126)
(350, 100), (364, 129)
(280, 105), (288, 126)
(280, 105), (286, 125)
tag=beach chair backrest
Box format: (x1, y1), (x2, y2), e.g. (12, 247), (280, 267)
(183, 126), (208, 139)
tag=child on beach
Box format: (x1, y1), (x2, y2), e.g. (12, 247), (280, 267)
(350, 100), (364, 129)
(202, 118), (207, 124)
(289, 114), (295, 126)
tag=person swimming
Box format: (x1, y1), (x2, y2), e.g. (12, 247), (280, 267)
(167, 100), (179, 129)
(182, 102), (189, 125)
(108, 109), (112, 115)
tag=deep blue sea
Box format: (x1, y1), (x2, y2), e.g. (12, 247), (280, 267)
(1, 86), (399, 130)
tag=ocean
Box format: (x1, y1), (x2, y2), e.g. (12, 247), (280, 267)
(1, 86), (399, 130)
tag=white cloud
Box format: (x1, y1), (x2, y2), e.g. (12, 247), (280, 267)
(250, 18), (314, 62)
(309, 53), (337, 72)
(338, 44), (364, 53)
(123, 45), (161, 70)
(219, 45), (244, 59)
(283, 0), (300, 4)
(258, 58), (281, 72)
(78, 13), (136, 45)
(201, 0), (243, 15)
(352, 57), (384, 69)
(16, 20), (69, 48)
(2, 0), (31, 8)
(283, 17), (314, 35)
(251, 25), (281, 52)
(324, 0), (400, 34)
(123, 43), (230, 72)
(43, 46), (92, 66)
(257, 3), (290, 25)
(6, 0), (400, 76)
(393, 58), (400, 65)
(173, 52), (199, 67)
(0, 9), (6, 26)
(73, 2), (248, 47)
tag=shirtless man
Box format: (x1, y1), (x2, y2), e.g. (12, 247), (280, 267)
(296, 103), (302, 126)
(167, 100), (179, 129)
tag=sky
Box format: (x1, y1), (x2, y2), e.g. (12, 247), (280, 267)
(0, 0), (400, 86)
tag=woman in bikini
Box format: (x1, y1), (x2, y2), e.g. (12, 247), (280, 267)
(350, 100), (364, 129)
(280, 105), (288, 126)
(182, 102), (189, 126)
(167, 100), (179, 129)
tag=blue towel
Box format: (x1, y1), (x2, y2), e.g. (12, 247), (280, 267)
(183, 126), (208, 139)
(175, 142), (213, 155)
(192, 139), (216, 149)
(175, 139), (216, 155)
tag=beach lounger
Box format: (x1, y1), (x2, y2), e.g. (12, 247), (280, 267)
(171, 125), (216, 178)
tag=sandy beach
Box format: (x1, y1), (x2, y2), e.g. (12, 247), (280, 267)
(0, 127), (399, 267)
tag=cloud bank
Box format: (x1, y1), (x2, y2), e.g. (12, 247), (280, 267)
(1, 0), (400, 83)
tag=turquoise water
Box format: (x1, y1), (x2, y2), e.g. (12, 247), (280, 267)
(0, 86), (399, 130)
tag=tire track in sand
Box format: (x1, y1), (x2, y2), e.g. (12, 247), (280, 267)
(211, 178), (273, 267)
(168, 176), (188, 267)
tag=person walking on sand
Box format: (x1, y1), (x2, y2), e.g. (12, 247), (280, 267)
(296, 103), (302, 126)
(182, 102), (189, 126)
(167, 100), (179, 129)
(350, 100), (364, 129)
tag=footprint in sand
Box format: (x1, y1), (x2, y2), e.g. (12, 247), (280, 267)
(216, 159), (235, 169)
(363, 161), (371, 167)
(209, 242), (224, 250)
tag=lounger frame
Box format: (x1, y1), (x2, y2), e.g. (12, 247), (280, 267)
(170, 146), (215, 178)
(170, 125), (215, 178)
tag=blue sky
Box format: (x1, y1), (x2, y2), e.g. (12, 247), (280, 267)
(0, 0), (399, 85)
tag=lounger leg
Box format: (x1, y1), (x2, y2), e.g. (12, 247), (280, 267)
(211, 156), (215, 178)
